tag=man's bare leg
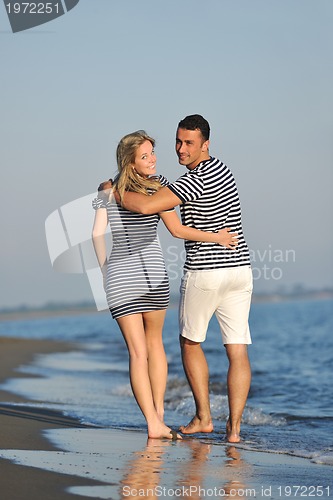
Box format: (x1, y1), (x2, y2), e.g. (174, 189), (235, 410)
(225, 344), (251, 443)
(179, 336), (214, 434)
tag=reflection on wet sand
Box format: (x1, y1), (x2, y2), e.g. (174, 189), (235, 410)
(120, 438), (170, 499)
(119, 436), (253, 499)
(223, 445), (252, 499)
(175, 439), (212, 499)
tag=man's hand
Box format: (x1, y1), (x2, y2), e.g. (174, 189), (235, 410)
(216, 228), (239, 249)
(98, 179), (113, 201)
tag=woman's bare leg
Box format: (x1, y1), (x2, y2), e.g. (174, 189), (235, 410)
(143, 310), (167, 422)
(117, 313), (180, 439)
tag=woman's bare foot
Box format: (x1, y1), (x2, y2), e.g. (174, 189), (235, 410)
(179, 415), (214, 435)
(226, 418), (240, 443)
(148, 422), (182, 440)
(156, 409), (164, 423)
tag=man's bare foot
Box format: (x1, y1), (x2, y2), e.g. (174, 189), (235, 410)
(226, 418), (240, 443)
(179, 415), (214, 435)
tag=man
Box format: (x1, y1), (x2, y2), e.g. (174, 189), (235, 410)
(119, 114), (253, 443)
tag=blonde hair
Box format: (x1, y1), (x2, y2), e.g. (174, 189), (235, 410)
(113, 130), (162, 205)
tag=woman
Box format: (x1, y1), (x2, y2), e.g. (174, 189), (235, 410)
(92, 130), (238, 439)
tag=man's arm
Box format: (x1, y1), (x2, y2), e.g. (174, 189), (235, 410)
(119, 186), (182, 214)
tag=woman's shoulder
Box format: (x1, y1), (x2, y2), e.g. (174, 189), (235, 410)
(157, 174), (169, 187)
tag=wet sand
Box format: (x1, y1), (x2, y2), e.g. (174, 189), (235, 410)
(0, 337), (102, 499)
(0, 336), (332, 500)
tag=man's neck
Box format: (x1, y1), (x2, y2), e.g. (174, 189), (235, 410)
(187, 154), (210, 171)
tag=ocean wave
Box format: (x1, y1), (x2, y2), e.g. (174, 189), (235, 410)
(109, 383), (133, 397)
(311, 452), (333, 466)
(232, 442), (333, 466)
(166, 389), (286, 428)
(242, 407), (287, 426)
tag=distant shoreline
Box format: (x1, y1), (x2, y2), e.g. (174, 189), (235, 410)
(0, 289), (332, 322)
(251, 289), (333, 303)
(0, 305), (102, 322)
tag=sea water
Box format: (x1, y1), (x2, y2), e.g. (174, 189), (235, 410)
(0, 299), (332, 465)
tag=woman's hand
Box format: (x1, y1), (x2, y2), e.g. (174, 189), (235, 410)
(102, 266), (107, 292)
(216, 228), (239, 249)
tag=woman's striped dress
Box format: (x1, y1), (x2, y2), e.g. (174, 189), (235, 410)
(92, 175), (170, 319)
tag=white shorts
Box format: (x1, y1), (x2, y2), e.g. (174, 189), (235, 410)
(179, 266), (253, 344)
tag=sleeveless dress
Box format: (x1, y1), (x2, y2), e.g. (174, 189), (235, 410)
(92, 175), (170, 319)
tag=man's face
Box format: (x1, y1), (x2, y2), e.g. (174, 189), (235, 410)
(175, 127), (209, 170)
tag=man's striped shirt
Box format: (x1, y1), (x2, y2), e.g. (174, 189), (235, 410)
(167, 156), (251, 271)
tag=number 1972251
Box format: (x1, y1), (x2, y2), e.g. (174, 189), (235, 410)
(277, 486), (331, 497)
(6, 3), (60, 14)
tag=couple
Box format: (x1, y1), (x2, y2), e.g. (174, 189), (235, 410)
(92, 114), (253, 442)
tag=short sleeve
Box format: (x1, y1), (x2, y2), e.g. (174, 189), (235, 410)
(92, 178), (113, 210)
(168, 171), (204, 203)
(158, 174), (169, 187)
(92, 196), (107, 210)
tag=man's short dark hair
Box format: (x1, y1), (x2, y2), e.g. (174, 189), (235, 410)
(178, 114), (210, 141)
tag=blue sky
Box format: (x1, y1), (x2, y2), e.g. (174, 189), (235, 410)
(1, 0), (332, 308)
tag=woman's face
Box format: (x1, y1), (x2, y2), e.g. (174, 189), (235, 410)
(132, 140), (157, 177)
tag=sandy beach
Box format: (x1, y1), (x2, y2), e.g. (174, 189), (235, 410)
(0, 337), (102, 500)
(0, 336), (332, 500)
